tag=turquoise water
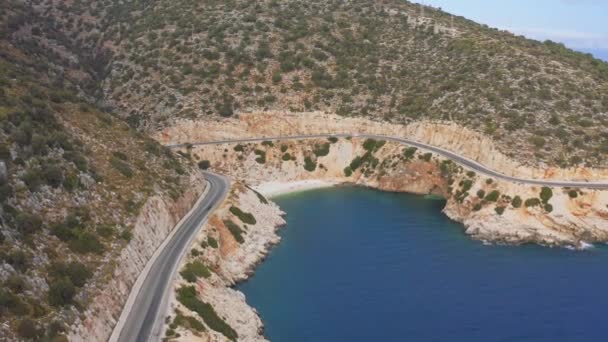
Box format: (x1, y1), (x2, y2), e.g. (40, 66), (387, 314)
(237, 186), (608, 341)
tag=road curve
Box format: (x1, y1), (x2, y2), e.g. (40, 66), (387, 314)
(168, 134), (608, 190)
(112, 171), (230, 342)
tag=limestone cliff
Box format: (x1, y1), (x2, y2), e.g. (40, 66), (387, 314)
(68, 172), (206, 341)
(164, 183), (285, 341)
(184, 137), (608, 248)
(157, 112), (608, 181)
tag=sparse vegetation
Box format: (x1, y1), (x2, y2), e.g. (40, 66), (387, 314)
(511, 196), (523, 208)
(304, 156), (317, 172)
(177, 286), (238, 340)
(224, 220), (245, 243)
(180, 261), (212, 282)
(229, 206), (256, 225)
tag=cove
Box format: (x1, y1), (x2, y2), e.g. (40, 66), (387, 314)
(237, 186), (608, 341)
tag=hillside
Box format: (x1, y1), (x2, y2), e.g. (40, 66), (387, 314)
(1, 2), (200, 340)
(31, 0), (608, 168)
(2, 0), (608, 339)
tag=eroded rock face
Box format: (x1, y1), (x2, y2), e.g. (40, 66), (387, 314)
(157, 111), (608, 181)
(68, 172), (205, 342)
(185, 137), (608, 249)
(165, 184), (285, 341)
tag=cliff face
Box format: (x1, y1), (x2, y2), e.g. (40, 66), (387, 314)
(157, 112), (608, 180)
(164, 183), (285, 341)
(69, 172), (205, 341)
(181, 137), (608, 248)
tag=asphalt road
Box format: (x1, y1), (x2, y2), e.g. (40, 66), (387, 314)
(113, 171), (230, 342)
(170, 133), (608, 190)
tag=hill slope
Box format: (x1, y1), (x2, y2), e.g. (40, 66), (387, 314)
(1, 2), (200, 339)
(64, 0), (608, 167)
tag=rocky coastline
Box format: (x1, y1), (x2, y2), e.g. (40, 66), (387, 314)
(161, 129), (608, 340)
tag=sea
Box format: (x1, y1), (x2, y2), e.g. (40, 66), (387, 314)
(237, 186), (608, 342)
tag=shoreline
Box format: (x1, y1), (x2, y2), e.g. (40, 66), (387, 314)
(254, 179), (340, 198)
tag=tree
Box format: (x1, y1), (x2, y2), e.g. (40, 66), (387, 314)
(16, 212), (42, 235)
(48, 277), (76, 306)
(511, 196), (522, 208)
(540, 187), (553, 203)
(198, 160), (211, 170)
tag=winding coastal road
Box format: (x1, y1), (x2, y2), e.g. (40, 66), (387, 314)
(170, 133), (608, 190)
(111, 171), (230, 342)
(112, 133), (608, 342)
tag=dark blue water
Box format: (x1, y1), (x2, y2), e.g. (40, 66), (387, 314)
(237, 187), (608, 342)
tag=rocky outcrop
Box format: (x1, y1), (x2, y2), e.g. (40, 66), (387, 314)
(68, 172), (206, 342)
(184, 137), (608, 249)
(156, 111), (608, 181)
(160, 133), (608, 341)
(165, 183), (285, 341)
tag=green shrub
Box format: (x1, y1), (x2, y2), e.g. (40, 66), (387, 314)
(49, 262), (92, 288)
(363, 139), (385, 152)
(176, 286), (238, 340)
(254, 149), (266, 164)
(223, 220), (244, 243)
(282, 153), (292, 161)
(261, 140), (274, 147)
(120, 230), (132, 242)
(96, 225), (116, 239)
(280, 144), (288, 152)
(328, 137), (338, 143)
(525, 198), (541, 207)
(174, 312), (206, 333)
(540, 186), (553, 203)
(495, 206), (506, 215)
(485, 190), (500, 202)
(198, 160), (211, 170)
(350, 156), (363, 170)
(473, 203), (482, 211)
(544, 203), (553, 213)
(229, 206), (256, 225)
(511, 196), (522, 208)
(48, 277), (76, 306)
(313, 143), (330, 157)
(180, 261), (212, 282)
(419, 153), (433, 162)
(234, 144), (245, 152)
(207, 237), (218, 248)
(0, 289), (29, 316)
(344, 166), (353, 177)
(486, 179), (494, 185)
(403, 147), (417, 159)
(476, 189), (485, 198)
(568, 190), (578, 198)
(304, 156), (316, 172)
(17, 319), (41, 340)
(15, 212), (42, 235)
(110, 157), (134, 178)
(68, 232), (104, 254)
(466, 171), (476, 178)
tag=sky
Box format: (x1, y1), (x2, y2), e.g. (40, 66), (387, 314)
(413, 0), (608, 61)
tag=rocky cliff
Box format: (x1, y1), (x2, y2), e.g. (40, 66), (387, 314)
(157, 112), (608, 180)
(160, 135), (608, 340)
(69, 172), (205, 341)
